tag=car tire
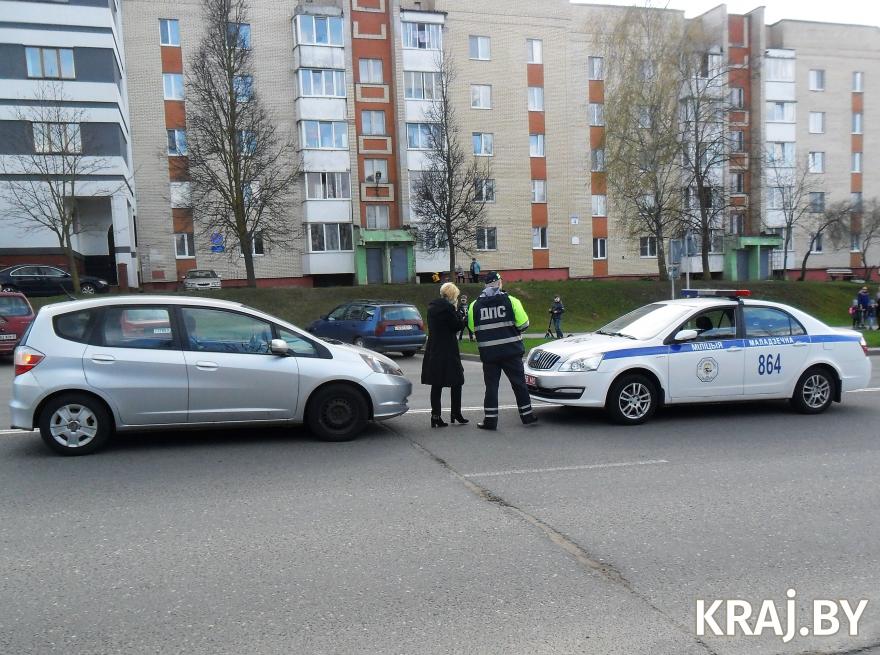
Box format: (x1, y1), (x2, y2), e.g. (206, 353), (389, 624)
(400, 350), (416, 358)
(353, 337), (366, 348)
(79, 283), (97, 295)
(791, 367), (835, 414)
(306, 384), (369, 442)
(606, 373), (657, 425)
(38, 393), (113, 456)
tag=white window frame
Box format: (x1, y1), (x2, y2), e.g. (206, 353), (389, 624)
(364, 159), (387, 184)
(593, 237), (607, 260)
(526, 39), (542, 64)
(853, 71), (864, 92)
(33, 122), (81, 154)
(474, 179), (495, 203)
(299, 68), (346, 98)
(476, 227), (497, 251)
(730, 172), (744, 194)
(531, 179), (546, 203)
(767, 101), (795, 122)
(639, 236), (658, 258)
(472, 132), (493, 156)
(167, 128), (187, 156)
(301, 120), (348, 150)
(406, 122), (436, 150)
(589, 56), (604, 81)
(470, 84), (492, 110)
(591, 148), (605, 172)
(174, 232), (195, 258)
(469, 35), (490, 60)
(528, 86), (544, 111)
(402, 22), (442, 50)
(810, 232), (824, 254)
(159, 18), (180, 46)
(361, 109), (386, 136)
(731, 130), (745, 153)
(809, 69), (825, 91)
(227, 22), (251, 49)
(589, 102), (604, 126)
(809, 111), (825, 134)
(809, 191), (826, 213)
(309, 223), (353, 252)
(768, 142), (795, 166)
(808, 151), (825, 173)
(404, 71), (441, 100)
(297, 15), (344, 47)
(592, 194), (607, 217)
(853, 112), (863, 134)
(366, 204), (390, 229)
(359, 58), (383, 84)
(532, 226), (548, 250)
(233, 75), (253, 102)
(852, 152), (862, 173)
(163, 73), (184, 100)
(730, 87), (745, 109)
(305, 172), (351, 200)
(529, 134), (544, 157)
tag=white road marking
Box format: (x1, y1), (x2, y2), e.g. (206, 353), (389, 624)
(464, 459), (670, 478)
(408, 403), (562, 414)
(0, 429), (31, 435)
(846, 387), (880, 394)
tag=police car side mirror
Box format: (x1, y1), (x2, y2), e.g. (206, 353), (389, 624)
(674, 329), (699, 342)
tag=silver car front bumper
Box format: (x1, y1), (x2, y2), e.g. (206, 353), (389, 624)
(365, 373), (412, 420)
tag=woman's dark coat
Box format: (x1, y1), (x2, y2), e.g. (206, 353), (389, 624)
(420, 297), (465, 387)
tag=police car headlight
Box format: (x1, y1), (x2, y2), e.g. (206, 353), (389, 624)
(360, 353), (403, 377)
(559, 353), (604, 372)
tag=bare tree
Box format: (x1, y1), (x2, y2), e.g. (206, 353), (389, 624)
(798, 200), (848, 281)
(410, 54), (489, 276)
(830, 198), (880, 282)
(0, 83), (118, 293)
(186, 0), (299, 287)
(762, 154), (821, 277)
(603, 7), (686, 280)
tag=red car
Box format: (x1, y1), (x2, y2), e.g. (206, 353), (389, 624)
(0, 292), (35, 357)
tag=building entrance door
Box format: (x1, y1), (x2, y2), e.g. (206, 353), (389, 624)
(366, 247), (385, 284)
(390, 246), (408, 283)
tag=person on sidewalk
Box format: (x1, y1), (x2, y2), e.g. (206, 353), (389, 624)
(469, 257), (481, 284)
(455, 264), (465, 284)
(457, 294), (474, 341)
(467, 272), (536, 430)
(549, 295), (565, 339)
(421, 282), (469, 428)
(857, 286), (872, 329)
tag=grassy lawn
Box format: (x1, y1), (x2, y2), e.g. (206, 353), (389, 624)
(30, 279), (870, 337)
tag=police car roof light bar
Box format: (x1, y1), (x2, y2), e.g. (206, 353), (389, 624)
(681, 289), (752, 299)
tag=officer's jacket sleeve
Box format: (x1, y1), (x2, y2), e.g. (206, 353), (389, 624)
(511, 296), (530, 332)
(467, 300), (476, 332)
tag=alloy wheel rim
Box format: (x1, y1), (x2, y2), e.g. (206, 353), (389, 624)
(619, 383), (652, 420)
(49, 404), (98, 448)
(81, 286), (95, 295)
(802, 375), (831, 409)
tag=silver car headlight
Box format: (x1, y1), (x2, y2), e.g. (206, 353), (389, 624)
(360, 353), (403, 377)
(559, 353), (604, 372)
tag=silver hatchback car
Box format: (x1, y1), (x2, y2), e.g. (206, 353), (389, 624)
(10, 296), (412, 455)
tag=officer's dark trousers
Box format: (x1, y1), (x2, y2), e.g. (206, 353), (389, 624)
(482, 357), (533, 421)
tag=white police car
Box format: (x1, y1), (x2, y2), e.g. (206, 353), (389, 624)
(525, 290), (871, 424)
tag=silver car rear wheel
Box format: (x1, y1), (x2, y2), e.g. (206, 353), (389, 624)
(50, 404), (99, 448)
(39, 393), (112, 455)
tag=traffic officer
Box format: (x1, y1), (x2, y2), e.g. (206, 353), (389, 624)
(467, 272), (537, 430)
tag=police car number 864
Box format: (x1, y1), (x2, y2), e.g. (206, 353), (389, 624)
(524, 290), (871, 425)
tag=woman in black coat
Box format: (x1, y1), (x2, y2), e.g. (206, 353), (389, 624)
(421, 282), (468, 427)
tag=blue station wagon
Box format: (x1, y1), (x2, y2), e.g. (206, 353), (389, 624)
(308, 300), (426, 357)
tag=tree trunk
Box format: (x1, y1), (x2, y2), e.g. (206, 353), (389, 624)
(447, 224), (456, 280)
(240, 232), (256, 287)
(700, 227), (712, 281)
(64, 231), (81, 294)
(656, 238), (668, 281)
(798, 244), (812, 282)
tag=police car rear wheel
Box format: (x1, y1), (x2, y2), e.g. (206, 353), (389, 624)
(607, 374), (657, 425)
(792, 367), (834, 414)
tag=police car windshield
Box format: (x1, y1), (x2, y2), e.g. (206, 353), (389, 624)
(597, 303), (692, 340)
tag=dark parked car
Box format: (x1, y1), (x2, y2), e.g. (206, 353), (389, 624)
(0, 265), (110, 296)
(309, 300), (426, 357)
(0, 291), (35, 357)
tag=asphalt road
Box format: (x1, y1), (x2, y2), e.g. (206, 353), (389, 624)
(1, 355), (879, 655)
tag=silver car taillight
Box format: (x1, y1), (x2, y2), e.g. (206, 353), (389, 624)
(14, 346), (45, 376)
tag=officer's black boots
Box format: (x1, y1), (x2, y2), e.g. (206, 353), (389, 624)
(521, 413), (538, 426)
(477, 417), (497, 430)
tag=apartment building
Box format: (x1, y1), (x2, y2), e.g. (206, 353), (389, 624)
(0, 0), (138, 288)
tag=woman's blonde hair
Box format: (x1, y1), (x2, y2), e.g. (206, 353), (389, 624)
(440, 282), (460, 303)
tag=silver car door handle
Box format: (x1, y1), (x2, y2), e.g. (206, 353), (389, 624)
(195, 361), (219, 370)
(91, 354), (115, 363)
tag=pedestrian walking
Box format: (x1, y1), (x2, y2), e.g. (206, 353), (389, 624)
(467, 272), (536, 430)
(421, 282), (468, 428)
(548, 295), (565, 339)
(469, 257), (481, 284)
(455, 264), (465, 284)
(457, 294), (474, 341)
(850, 299), (860, 329)
(857, 286), (871, 329)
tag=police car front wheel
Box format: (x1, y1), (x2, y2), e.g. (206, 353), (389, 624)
(607, 373), (658, 425)
(791, 367), (835, 414)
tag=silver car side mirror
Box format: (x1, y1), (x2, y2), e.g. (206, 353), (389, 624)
(269, 338), (289, 356)
(674, 329), (699, 342)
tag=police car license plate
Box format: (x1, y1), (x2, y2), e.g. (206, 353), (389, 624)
(525, 374), (537, 386)
(394, 325), (413, 331)
(0, 334), (16, 341)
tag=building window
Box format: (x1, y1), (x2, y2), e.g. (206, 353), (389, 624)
(853, 71), (864, 92)
(361, 110), (386, 136)
(33, 122), (81, 154)
(299, 69), (346, 97)
(730, 172), (744, 194)
(809, 69), (825, 91)
(309, 223), (353, 252)
(404, 71), (441, 100)
(592, 194), (606, 217)
(808, 151), (825, 173)
(639, 236), (657, 258)
(728, 213), (744, 235)
(159, 19), (180, 46)
(767, 101), (795, 122)
(589, 56), (604, 81)
(474, 179), (495, 202)
(470, 84), (492, 109)
(250, 232), (264, 256)
(730, 87), (744, 108)
(25, 47), (75, 80)
(768, 142), (795, 166)
(174, 232), (195, 258)
(532, 226), (548, 249)
(364, 159), (387, 184)
(853, 152), (862, 173)
(765, 57), (795, 82)
(853, 112), (863, 134)
(810, 232), (823, 254)
(227, 22), (251, 49)
(163, 73), (184, 100)
(591, 148), (605, 172)
(305, 172), (351, 200)
(469, 35), (490, 60)
(297, 15), (344, 47)
(528, 86), (544, 111)
(851, 192), (863, 212)
(592, 237), (607, 260)
(851, 232), (861, 252)
(531, 179), (546, 203)
(526, 39), (542, 64)
(301, 121), (348, 149)
(809, 191), (825, 213)
(365, 205), (389, 229)
(238, 129), (255, 157)
(167, 128), (187, 156)
(709, 230), (724, 254)
(731, 130), (744, 153)
(472, 132), (493, 156)
(589, 102), (604, 126)
(402, 22), (442, 50)
(477, 227), (497, 251)
(809, 112), (825, 134)
(233, 75), (253, 102)
(359, 58), (383, 84)
(637, 106), (652, 129)
(529, 134), (544, 157)
(406, 123), (437, 150)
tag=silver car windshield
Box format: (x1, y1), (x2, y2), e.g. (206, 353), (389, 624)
(597, 303), (692, 341)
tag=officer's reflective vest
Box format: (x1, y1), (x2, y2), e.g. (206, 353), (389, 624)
(468, 291), (530, 362)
